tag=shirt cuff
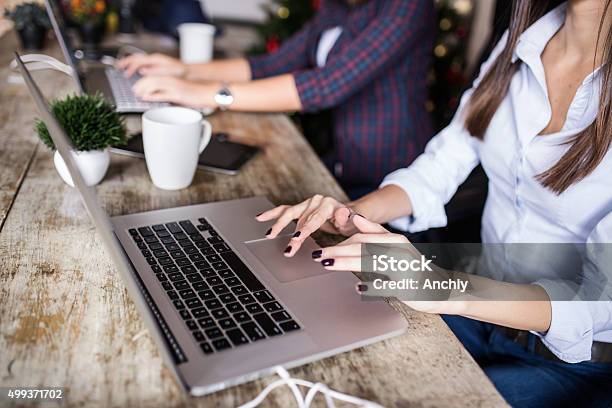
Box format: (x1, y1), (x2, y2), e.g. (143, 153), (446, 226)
(532, 280), (594, 363)
(293, 70), (322, 113)
(246, 55), (271, 80)
(379, 168), (448, 233)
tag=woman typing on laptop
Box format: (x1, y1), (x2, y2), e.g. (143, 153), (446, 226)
(116, 0), (435, 198)
(256, 0), (612, 406)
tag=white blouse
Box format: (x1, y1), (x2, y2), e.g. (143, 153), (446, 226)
(316, 26), (343, 67)
(380, 3), (611, 363)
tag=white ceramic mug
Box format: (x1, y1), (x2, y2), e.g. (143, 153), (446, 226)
(178, 23), (216, 63)
(142, 107), (211, 190)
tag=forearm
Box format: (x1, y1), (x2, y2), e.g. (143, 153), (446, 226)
(225, 74), (302, 112)
(461, 298), (552, 332)
(351, 185), (414, 224)
(185, 58), (252, 82)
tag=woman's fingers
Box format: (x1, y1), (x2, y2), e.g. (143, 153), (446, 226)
(255, 205), (290, 222)
(319, 256), (362, 272)
(263, 200), (311, 239)
(352, 214), (388, 234)
(312, 243), (361, 261)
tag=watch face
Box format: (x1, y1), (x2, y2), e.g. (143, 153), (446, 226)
(216, 87), (234, 107)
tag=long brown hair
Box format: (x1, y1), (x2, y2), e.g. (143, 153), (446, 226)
(464, 0), (612, 194)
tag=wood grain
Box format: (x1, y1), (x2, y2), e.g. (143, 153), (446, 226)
(0, 33), (506, 407)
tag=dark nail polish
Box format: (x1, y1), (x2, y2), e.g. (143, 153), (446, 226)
(265, 228), (272, 236)
(284, 246), (292, 253)
(293, 231), (301, 238)
(322, 258), (334, 267)
(357, 284), (368, 293)
(312, 250), (322, 259)
(256, 212), (263, 217)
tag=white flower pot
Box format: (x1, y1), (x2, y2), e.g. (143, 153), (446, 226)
(53, 148), (110, 187)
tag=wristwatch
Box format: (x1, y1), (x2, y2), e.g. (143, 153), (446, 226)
(214, 84), (234, 110)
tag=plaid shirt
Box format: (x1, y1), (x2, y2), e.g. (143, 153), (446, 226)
(248, 0), (435, 187)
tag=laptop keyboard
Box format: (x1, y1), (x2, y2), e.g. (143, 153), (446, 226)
(105, 68), (168, 112)
(129, 218), (301, 355)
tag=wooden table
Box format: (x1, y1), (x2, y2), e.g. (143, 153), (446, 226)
(0, 31), (506, 407)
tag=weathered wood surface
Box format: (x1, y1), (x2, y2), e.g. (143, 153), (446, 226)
(0, 32), (507, 407)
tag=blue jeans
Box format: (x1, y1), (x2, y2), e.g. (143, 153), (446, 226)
(442, 315), (612, 407)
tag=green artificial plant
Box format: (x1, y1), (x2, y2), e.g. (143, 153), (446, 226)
(4, 2), (51, 30)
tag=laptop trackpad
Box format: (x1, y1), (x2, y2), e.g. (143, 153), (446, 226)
(244, 237), (329, 282)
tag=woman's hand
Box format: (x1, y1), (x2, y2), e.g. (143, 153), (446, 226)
(255, 195), (360, 257)
(132, 76), (218, 108)
(116, 53), (187, 78)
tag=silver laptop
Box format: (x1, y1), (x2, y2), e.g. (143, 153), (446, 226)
(44, 0), (167, 113)
(16, 53), (407, 396)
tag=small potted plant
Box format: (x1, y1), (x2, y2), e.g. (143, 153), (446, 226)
(65, 0), (107, 47)
(35, 93), (127, 187)
(4, 2), (51, 50)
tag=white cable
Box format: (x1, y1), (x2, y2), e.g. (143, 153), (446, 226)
(9, 54), (74, 77)
(237, 366), (385, 408)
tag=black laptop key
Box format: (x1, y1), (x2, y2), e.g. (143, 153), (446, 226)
(179, 220), (198, 235)
(141, 249), (152, 258)
(192, 307), (209, 319)
(211, 261), (227, 271)
(212, 338), (232, 351)
(238, 294), (256, 305)
(152, 224), (166, 232)
(169, 250), (185, 259)
(166, 222), (182, 234)
(161, 236), (176, 245)
(194, 260), (209, 270)
(162, 281), (173, 291)
(179, 309), (191, 320)
(214, 243), (231, 253)
(208, 236), (225, 245)
(190, 233), (205, 242)
(198, 290), (215, 301)
(233, 311), (250, 323)
(221, 252), (265, 292)
(144, 236), (159, 244)
(226, 328), (249, 346)
(172, 299), (185, 310)
(212, 308), (229, 319)
(218, 317), (237, 330)
(205, 327), (223, 339)
(149, 242), (163, 250)
(181, 265), (197, 274)
(179, 289), (196, 299)
(138, 227), (154, 237)
(200, 268), (216, 278)
(137, 241), (147, 249)
(204, 299), (221, 310)
(197, 224), (207, 231)
(186, 320), (198, 331)
(195, 240), (210, 249)
(201, 247), (215, 256)
(271, 311), (291, 322)
(163, 264), (179, 273)
(253, 313), (282, 337)
(218, 269), (234, 279)
(146, 257), (157, 265)
(158, 257), (173, 266)
(212, 284), (230, 295)
(156, 230), (170, 238)
(151, 264), (162, 273)
(241, 322), (266, 341)
(280, 320), (301, 332)
(168, 272), (183, 282)
(198, 218), (209, 227)
(206, 254), (222, 263)
(156, 273), (167, 282)
(246, 303), (263, 314)
(206, 276), (222, 286)
(153, 250), (168, 258)
(167, 290), (179, 300)
(176, 258), (191, 267)
(186, 298), (203, 309)
(193, 330), (206, 342)
(231, 285), (248, 296)
(200, 342), (214, 354)
(165, 243), (180, 251)
(189, 253), (205, 262)
(264, 301), (283, 313)
(225, 277), (241, 287)
(192, 281), (209, 292)
(178, 239), (193, 248)
(227, 302), (243, 314)
(184, 246), (198, 255)
(129, 228), (138, 236)
(198, 317), (216, 329)
(186, 273), (203, 283)
(174, 232), (188, 241)
(174, 280), (190, 291)
(132, 234), (142, 242)
(219, 293), (236, 304)
(254, 290), (274, 303)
